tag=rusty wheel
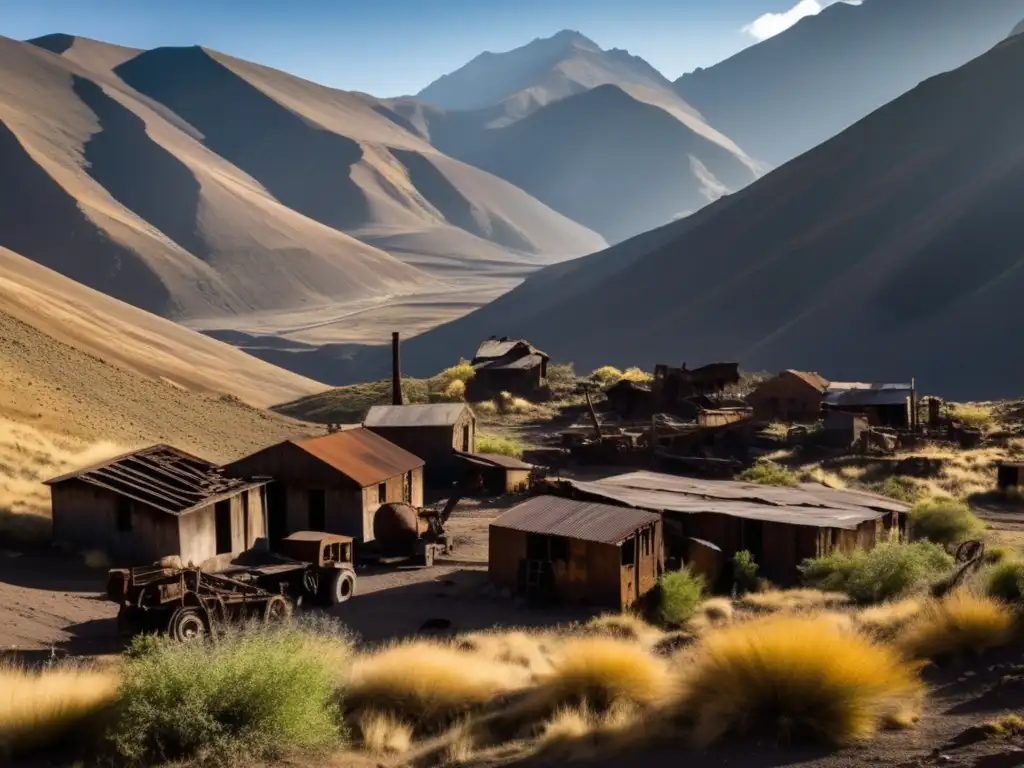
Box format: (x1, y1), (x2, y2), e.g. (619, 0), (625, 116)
(169, 607), (206, 643)
(263, 595), (293, 624)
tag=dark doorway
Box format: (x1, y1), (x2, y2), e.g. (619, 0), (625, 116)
(461, 424), (470, 452)
(308, 489), (326, 531)
(240, 490), (250, 547)
(741, 519), (765, 562)
(266, 483), (287, 547)
(214, 500), (232, 555)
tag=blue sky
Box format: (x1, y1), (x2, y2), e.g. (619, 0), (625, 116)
(1, 0), (850, 96)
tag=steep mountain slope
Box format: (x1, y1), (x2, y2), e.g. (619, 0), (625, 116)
(675, 0), (1024, 166)
(383, 32), (1024, 399)
(405, 31), (761, 243)
(0, 34), (432, 320)
(1011, 19), (1024, 37)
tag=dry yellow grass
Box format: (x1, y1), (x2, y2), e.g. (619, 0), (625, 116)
(530, 637), (674, 714)
(0, 664), (119, 757)
(457, 630), (556, 677)
(698, 598), (734, 625)
(897, 592), (1015, 661)
(345, 642), (529, 733)
(856, 599), (925, 640)
(950, 403), (995, 430)
(740, 588), (851, 614)
(676, 614), (924, 747)
(581, 613), (664, 646)
(353, 710), (413, 755)
(498, 392), (535, 415)
(534, 701), (644, 759)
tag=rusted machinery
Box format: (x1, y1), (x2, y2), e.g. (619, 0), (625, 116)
(367, 493), (460, 567)
(106, 532), (356, 642)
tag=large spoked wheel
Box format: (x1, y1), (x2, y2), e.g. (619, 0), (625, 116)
(263, 595), (293, 624)
(325, 569), (355, 606)
(169, 607), (207, 643)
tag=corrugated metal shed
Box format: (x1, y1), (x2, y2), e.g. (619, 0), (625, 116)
(492, 496), (660, 545)
(824, 383), (912, 407)
(364, 404), (470, 428)
(44, 444), (264, 516)
(561, 471), (906, 530)
(295, 428), (424, 488)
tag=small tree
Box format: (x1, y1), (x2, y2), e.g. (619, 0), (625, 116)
(732, 550), (760, 596)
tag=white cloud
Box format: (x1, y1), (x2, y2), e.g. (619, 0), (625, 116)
(742, 0), (862, 42)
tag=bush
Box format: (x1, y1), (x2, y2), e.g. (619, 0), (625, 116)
(739, 460), (798, 487)
(620, 367), (652, 383)
(440, 379), (466, 402)
(897, 592), (1015, 661)
(740, 588), (850, 614)
(0, 664), (118, 758)
(880, 477), (926, 504)
(581, 614), (662, 645)
(676, 614), (924, 747)
(531, 638), (672, 713)
(497, 391), (535, 415)
(657, 568), (705, 627)
(345, 642), (527, 735)
(855, 599), (925, 641)
(949, 403), (994, 430)
(732, 550), (759, 595)
(908, 498), (983, 548)
(475, 433), (524, 459)
(986, 560), (1024, 602)
(590, 366), (623, 385)
(109, 623), (348, 765)
(436, 360), (475, 386)
(800, 541), (954, 604)
(473, 401), (497, 416)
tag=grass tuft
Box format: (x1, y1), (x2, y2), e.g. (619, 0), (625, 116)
(657, 568), (705, 627)
(908, 498), (983, 548)
(740, 588), (850, 614)
(590, 366), (623, 385)
(855, 599), (925, 641)
(475, 433), (525, 458)
(109, 622), (348, 765)
(740, 460), (799, 487)
(699, 598), (734, 625)
(950, 403), (994, 430)
(986, 560), (1024, 603)
(353, 710), (413, 755)
(676, 614), (924, 748)
(0, 664), (119, 758)
(582, 614), (663, 646)
(897, 592), (1015, 661)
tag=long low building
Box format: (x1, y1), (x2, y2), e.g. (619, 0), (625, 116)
(550, 470), (908, 586)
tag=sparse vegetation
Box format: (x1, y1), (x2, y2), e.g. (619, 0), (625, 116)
(880, 476), (926, 504)
(739, 460), (799, 487)
(740, 588), (851, 614)
(949, 403), (994, 430)
(897, 592), (1015, 661)
(109, 622), (349, 765)
(441, 379), (467, 401)
(657, 568), (705, 627)
(497, 391), (535, 415)
(620, 367), (652, 383)
(590, 366), (624, 385)
(908, 498), (983, 548)
(676, 614), (924, 747)
(986, 560), (1024, 602)
(800, 541), (954, 604)
(0, 664), (119, 758)
(476, 433), (525, 458)
(731, 550), (760, 595)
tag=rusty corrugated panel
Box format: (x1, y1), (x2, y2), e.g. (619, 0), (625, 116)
(296, 428), (424, 488)
(44, 444), (264, 516)
(364, 404), (470, 428)
(491, 496), (660, 545)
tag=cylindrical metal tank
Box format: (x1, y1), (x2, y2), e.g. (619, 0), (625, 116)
(373, 502), (421, 551)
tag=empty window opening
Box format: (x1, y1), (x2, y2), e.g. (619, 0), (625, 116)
(214, 500), (232, 554)
(378, 483), (387, 504)
(115, 497), (132, 533)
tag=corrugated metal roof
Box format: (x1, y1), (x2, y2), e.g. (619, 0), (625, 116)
(45, 444), (264, 516)
(492, 496), (660, 544)
(454, 451), (533, 470)
(479, 353), (545, 371)
(785, 370), (829, 393)
(473, 339), (549, 362)
(364, 404), (470, 428)
(561, 471), (906, 530)
(295, 428), (424, 487)
(824, 385), (912, 407)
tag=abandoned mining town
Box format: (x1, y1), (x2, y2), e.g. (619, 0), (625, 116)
(8, 333), (1024, 768)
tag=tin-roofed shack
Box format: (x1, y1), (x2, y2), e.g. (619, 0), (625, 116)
(550, 471), (907, 586)
(468, 337), (550, 399)
(220, 428), (423, 545)
(454, 451), (534, 495)
(489, 496), (663, 610)
(824, 382), (913, 428)
(45, 445), (268, 566)
(746, 370), (829, 422)
(364, 404), (476, 483)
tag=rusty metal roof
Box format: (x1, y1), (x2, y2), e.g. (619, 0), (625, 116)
(560, 471), (906, 530)
(784, 370), (830, 393)
(44, 444), (265, 516)
(454, 451), (533, 470)
(294, 428), (423, 487)
(365, 404), (471, 428)
(492, 495), (660, 545)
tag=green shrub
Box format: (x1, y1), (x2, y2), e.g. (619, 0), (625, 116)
(739, 460), (799, 487)
(108, 622), (350, 765)
(658, 568), (705, 627)
(986, 560), (1024, 603)
(800, 541), (954, 604)
(880, 477), (925, 504)
(908, 498), (983, 548)
(732, 551), (760, 596)
(985, 547), (1012, 565)
(475, 433), (524, 459)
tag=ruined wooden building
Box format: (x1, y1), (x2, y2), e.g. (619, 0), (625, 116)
(45, 445), (267, 566)
(454, 451), (534, 495)
(548, 471), (907, 587)
(468, 337), (550, 399)
(746, 370), (830, 422)
(823, 382), (915, 429)
(220, 428), (423, 545)
(364, 404), (476, 482)
(489, 496), (663, 610)
(650, 362), (741, 416)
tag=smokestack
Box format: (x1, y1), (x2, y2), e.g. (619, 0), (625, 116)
(392, 332), (404, 406)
